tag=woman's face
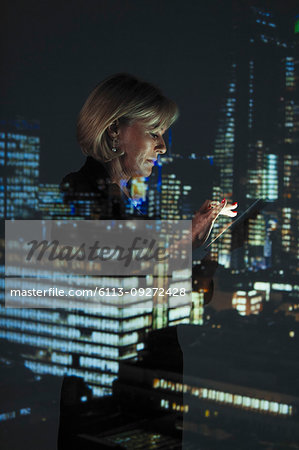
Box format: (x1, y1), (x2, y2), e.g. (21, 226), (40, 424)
(118, 120), (167, 178)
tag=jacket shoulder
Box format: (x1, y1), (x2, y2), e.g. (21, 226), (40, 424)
(60, 171), (94, 194)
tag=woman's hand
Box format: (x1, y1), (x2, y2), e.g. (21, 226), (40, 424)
(192, 199), (238, 247)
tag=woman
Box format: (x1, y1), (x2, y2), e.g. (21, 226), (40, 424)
(61, 73), (237, 242)
(58, 74), (238, 448)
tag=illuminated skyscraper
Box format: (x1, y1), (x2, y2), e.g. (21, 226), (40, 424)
(280, 18), (299, 273)
(0, 118), (40, 219)
(2, 234), (191, 398)
(213, 62), (236, 203)
(38, 183), (71, 218)
(211, 63), (237, 268)
(212, 7), (298, 272)
(159, 154), (215, 221)
(232, 288), (266, 316)
(4, 171), (193, 400)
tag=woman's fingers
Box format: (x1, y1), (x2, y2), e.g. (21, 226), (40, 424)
(202, 199), (238, 218)
(192, 202), (223, 243)
(219, 201), (238, 217)
(192, 199), (238, 246)
(211, 200), (227, 220)
(225, 201), (238, 211)
(222, 210), (238, 218)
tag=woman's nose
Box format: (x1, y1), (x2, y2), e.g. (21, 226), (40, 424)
(155, 137), (167, 154)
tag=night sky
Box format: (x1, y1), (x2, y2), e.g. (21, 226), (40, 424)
(0, 0), (297, 183)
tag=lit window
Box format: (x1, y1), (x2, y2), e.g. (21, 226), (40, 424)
(160, 379), (167, 389)
(202, 389), (208, 399)
(234, 395), (242, 405)
(0, 411), (16, 422)
(161, 399), (169, 409)
(242, 397), (251, 407)
(20, 408), (31, 415)
(279, 404), (288, 415)
(270, 402), (279, 413)
(153, 378), (160, 389)
(225, 393), (233, 403)
(252, 399), (260, 409)
(208, 390), (216, 400)
(217, 391), (225, 402)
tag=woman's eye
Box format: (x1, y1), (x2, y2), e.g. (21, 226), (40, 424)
(150, 133), (158, 139)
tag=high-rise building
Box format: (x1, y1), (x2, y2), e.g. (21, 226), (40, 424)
(213, 62), (236, 204)
(0, 118), (40, 219)
(38, 183), (71, 218)
(3, 215), (192, 398)
(279, 19), (299, 273)
(212, 6), (298, 273)
(159, 154), (215, 221)
(232, 289), (264, 316)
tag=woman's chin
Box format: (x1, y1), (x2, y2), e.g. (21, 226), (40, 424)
(143, 168), (153, 178)
(134, 166), (153, 178)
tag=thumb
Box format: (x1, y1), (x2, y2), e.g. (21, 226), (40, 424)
(213, 199), (227, 221)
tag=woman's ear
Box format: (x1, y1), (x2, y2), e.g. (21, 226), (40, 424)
(107, 119), (120, 139)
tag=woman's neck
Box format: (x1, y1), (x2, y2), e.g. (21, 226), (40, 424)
(112, 177), (129, 196)
(105, 159), (130, 192)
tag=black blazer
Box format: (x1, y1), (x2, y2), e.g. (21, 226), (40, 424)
(60, 156), (142, 219)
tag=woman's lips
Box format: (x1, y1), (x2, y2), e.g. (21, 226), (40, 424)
(146, 159), (156, 165)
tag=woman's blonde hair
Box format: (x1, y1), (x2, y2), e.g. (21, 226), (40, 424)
(77, 73), (179, 165)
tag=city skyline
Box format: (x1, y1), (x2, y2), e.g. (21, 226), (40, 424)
(1, 1), (299, 448)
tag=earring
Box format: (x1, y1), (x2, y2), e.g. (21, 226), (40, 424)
(111, 137), (118, 153)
